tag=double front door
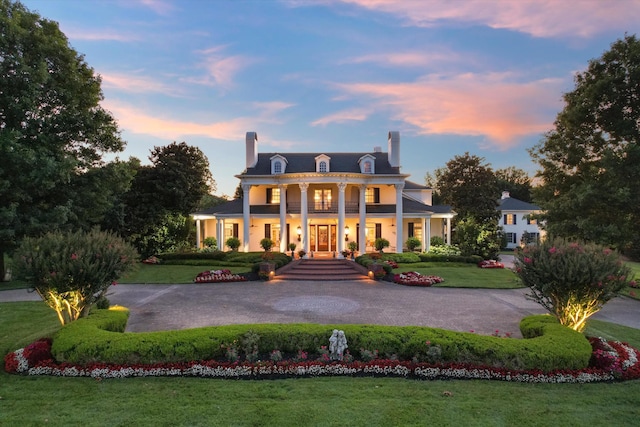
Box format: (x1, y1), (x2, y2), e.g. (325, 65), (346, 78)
(309, 224), (336, 252)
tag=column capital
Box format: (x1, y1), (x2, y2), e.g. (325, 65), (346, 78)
(337, 182), (347, 192)
(299, 182), (309, 192)
(394, 183), (405, 191)
(242, 183), (251, 192)
(278, 183), (288, 190)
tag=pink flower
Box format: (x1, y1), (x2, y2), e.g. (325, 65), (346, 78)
(111, 281), (117, 286)
(548, 247), (557, 254)
(523, 257), (532, 264)
(71, 253), (78, 260)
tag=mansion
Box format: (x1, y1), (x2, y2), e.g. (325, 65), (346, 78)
(193, 132), (456, 256)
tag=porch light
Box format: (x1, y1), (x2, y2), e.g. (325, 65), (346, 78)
(296, 226), (302, 241)
(344, 226), (350, 241)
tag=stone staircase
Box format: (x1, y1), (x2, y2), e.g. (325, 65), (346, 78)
(275, 258), (370, 281)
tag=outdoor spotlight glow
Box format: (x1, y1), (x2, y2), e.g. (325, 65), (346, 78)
(296, 226), (302, 241)
(344, 226), (350, 241)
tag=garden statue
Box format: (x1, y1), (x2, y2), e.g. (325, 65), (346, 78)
(329, 330), (348, 360)
(329, 329), (338, 359)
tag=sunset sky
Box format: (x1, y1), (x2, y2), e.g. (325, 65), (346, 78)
(23, 0), (640, 197)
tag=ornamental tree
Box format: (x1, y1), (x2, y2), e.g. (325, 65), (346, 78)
(514, 238), (634, 332)
(13, 229), (137, 325)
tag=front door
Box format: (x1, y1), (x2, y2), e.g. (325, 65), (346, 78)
(317, 225), (329, 251)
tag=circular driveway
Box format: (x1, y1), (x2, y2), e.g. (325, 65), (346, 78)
(2, 279), (638, 337)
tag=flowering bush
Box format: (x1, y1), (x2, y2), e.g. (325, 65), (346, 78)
(514, 238), (634, 332)
(393, 272), (444, 287)
(194, 269), (247, 283)
(384, 260), (398, 269)
(142, 256), (161, 264)
(478, 260), (504, 269)
(6, 337), (640, 383)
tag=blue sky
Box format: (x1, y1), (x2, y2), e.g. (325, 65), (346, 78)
(23, 0), (640, 197)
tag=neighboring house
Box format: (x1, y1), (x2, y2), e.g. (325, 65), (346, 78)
(498, 191), (544, 249)
(192, 131), (455, 256)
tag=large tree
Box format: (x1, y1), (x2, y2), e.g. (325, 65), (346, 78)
(495, 166), (532, 202)
(530, 34), (640, 259)
(437, 152), (500, 223)
(117, 142), (215, 256)
(0, 0), (124, 278)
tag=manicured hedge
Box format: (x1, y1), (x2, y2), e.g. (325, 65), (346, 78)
(51, 310), (591, 372)
(418, 253), (483, 264)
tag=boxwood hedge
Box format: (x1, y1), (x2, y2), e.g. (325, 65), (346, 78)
(51, 309), (591, 372)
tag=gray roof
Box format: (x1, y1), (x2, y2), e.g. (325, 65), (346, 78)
(498, 197), (540, 211)
(242, 152), (400, 175)
(404, 180), (431, 190)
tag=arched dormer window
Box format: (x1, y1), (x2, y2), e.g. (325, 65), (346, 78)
(315, 154), (331, 173)
(358, 154), (376, 174)
(270, 154), (287, 174)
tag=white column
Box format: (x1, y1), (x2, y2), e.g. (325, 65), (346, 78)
(446, 217), (451, 245)
(337, 182), (346, 257)
(359, 185), (366, 254)
(195, 219), (201, 249)
(395, 183), (404, 253)
(216, 218), (222, 250)
(279, 184), (287, 253)
(424, 217), (431, 252)
(242, 184), (251, 252)
(299, 183), (309, 254)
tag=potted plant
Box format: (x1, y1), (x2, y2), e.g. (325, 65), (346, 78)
(288, 242), (297, 258)
(374, 237), (390, 253)
(405, 237), (421, 252)
(297, 249), (307, 259)
(259, 238), (275, 280)
(348, 241), (358, 259)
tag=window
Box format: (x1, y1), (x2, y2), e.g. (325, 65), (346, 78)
(266, 188), (280, 204)
(273, 161), (282, 174)
(504, 214), (516, 225)
(363, 161), (372, 173)
(365, 187), (380, 204)
(526, 216), (537, 225)
(319, 161), (327, 173)
(521, 232), (540, 245)
(225, 223), (238, 239)
(506, 232), (517, 244)
(365, 223), (381, 250)
(408, 222), (422, 241)
(314, 189), (332, 210)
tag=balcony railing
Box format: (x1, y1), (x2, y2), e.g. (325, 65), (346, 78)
(284, 202), (361, 214)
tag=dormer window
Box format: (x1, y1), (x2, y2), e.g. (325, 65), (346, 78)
(315, 154), (331, 173)
(358, 154), (376, 174)
(270, 154), (287, 174)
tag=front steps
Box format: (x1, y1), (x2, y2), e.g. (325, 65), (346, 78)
(275, 258), (370, 281)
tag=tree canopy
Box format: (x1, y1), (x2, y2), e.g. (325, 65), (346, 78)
(530, 34), (640, 259)
(0, 0), (124, 276)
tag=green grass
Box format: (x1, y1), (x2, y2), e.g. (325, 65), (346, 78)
(1, 301), (640, 425)
(119, 263), (250, 284)
(396, 262), (523, 289)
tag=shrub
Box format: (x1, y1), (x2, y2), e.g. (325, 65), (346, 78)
(225, 237), (241, 251)
(430, 236), (445, 246)
(382, 252), (421, 263)
(514, 238), (634, 332)
(374, 238), (390, 253)
(260, 238), (274, 252)
(203, 237), (217, 249)
(13, 229), (137, 325)
(428, 245), (461, 256)
(405, 237), (421, 252)
(50, 310), (591, 372)
(454, 217), (501, 260)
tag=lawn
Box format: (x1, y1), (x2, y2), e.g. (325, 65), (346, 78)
(395, 262), (522, 289)
(1, 301), (639, 426)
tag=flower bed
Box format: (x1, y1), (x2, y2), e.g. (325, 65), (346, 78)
(194, 269), (247, 283)
(393, 272), (444, 287)
(384, 260), (398, 269)
(478, 260), (504, 269)
(5, 337), (640, 383)
(142, 256), (161, 264)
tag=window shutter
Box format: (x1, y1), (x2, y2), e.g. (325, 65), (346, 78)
(375, 223), (382, 239)
(233, 223), (239, 238)
(266, 188), (272, 204)
(374, 188), (380, 204)
(408, 222), (414, 237)
(503, 215), (507, 225)
(513, 215), (517, 225)
(264, 224), (271, 239)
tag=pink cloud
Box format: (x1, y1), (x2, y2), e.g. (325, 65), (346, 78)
(100, 72), (182, 96)
(183, 46), (257, 89)
(346, 51), (464, 68)
(336, 73), (564, 148)
(101, 100), (292, 142)
(311, 108), (371, 126)
(335, 0), (639, 38)
(61, 27), (139, 42)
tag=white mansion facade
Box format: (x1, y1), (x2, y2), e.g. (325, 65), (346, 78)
(193, 132), (455, 256)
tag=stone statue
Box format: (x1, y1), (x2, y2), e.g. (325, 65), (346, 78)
(336, 330), (348, 360)
(329, 329), (348, 360)
(329, 329), (338, 359)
